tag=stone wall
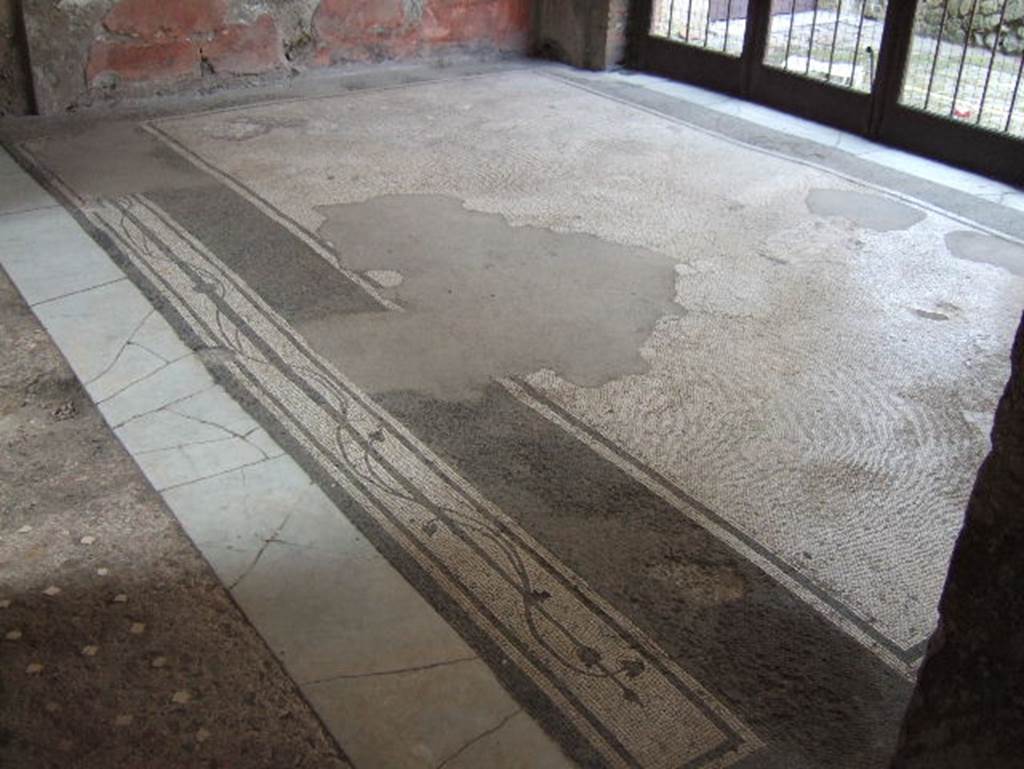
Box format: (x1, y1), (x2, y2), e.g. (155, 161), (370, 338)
(0, 0), (33, 115)
(21, 0), (531, 114)
(918, 0), (1024, 54)
(891, 313), (1024, 769)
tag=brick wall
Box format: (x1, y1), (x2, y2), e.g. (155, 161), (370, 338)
(21, 0), (532, 114)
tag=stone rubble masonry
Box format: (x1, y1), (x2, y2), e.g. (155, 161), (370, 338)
(890, 312), (1024, 769)
(20, 0), (532, 114)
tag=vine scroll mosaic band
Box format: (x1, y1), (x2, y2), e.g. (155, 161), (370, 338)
(79, 192), (761, 769)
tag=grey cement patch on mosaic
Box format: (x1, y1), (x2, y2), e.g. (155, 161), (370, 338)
(805, 188), (927, 232)
(309, 193), (681, 399)
(0, 147), (573, 769)
(148, 69), (1024, 658)
(945, 230), (1024, 276)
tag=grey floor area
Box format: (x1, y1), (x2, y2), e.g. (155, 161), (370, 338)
(2, 59), (1023, 769)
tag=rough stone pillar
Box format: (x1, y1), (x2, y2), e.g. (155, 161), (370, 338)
(0, 0), (34, 115)
(890, 312), (1024, 769)
(532, 0), (631, 70)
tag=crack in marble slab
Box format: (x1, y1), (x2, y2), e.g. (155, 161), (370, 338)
(110, 383), (219, 430)
(29, 276), (128, 308)
(301, 655), (479, 687)
(83, 308), (158, 387)
(132, 430), (260, 456)
(435, 708), (522, 769)
(158, 455), (275, 493)
(164, 406), (280, 458)
(95, 351), (196, 405)
(227, 510), (296, 590)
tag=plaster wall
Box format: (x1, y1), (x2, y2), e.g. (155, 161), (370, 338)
(22, 0), (531, 113)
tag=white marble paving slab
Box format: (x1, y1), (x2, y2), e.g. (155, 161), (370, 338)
(0, 147), (21, 176)
(97, 353), (215, 426)
(0, 206), (125, 306)
(443, 711), (577, 769)
(131, 426), (279, 491)
(303, 658), (574, 769)
(32, 277), (192, 402)
(162, 455), (326, 586)
(155, 384), (265, 438)
(230, 527), (477, 684)
(118, 405), (250, 455)
(110, 379), (285, 491)
(0, 163), (59, 216)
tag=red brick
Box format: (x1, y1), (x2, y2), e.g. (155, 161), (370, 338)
(492, 0), (531, 47)
(312, 0), (530, 61)
(203, 15), (284, 75)
(420, 0), (497, 44)
(313, 0), (408, 44)
(103, 0), (227, 39)
(419, 0), (529, 47)
(87, 40), (200, 85)
(313, 0), (419, 63)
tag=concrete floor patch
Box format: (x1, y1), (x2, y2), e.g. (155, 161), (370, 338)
(312, 193), (681, 399)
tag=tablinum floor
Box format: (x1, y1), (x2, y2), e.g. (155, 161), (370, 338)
(10, 65), (1024, 769)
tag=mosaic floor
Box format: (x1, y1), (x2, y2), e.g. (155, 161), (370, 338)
(4, 62), (1024, 769)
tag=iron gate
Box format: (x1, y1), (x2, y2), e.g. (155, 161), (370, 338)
(633, 0), (1024, 184)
